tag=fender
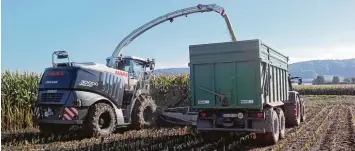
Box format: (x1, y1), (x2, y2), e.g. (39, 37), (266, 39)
(284, 91), (299, 104)
(74, 91), (125, 125)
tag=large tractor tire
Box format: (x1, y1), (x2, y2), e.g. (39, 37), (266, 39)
(284, 96), (301, 127)
(276, 108), (286, 139)
(131, 94), (157, 129)
(84, 103), (117, 137)
(39, 123), (71, 135)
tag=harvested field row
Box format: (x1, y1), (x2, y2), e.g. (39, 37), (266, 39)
(2, 95), (355, 151)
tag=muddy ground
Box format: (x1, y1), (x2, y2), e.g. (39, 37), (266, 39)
(2, 95), (355, 151)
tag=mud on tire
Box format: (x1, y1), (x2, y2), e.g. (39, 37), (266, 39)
(131, 94), (157, 129)
(84, 103), (117, 137)
(265, 109), (280, 144)
(276, 108), (286, 139)
(284, 96), (301, 127)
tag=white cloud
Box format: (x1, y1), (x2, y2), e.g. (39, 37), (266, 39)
(285, 43), (355, 63)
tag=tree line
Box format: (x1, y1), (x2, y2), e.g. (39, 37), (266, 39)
(312, 75), (355, 85)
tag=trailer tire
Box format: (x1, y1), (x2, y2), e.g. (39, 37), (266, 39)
(284, 97), (301, 127)
(131, 94), (157, 129)
(276, 108), (286, 139)
(264, 109), (280, 144)
(84, 102), (117, 137)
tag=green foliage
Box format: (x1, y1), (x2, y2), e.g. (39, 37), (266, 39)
(294, 84), (355, 95)
(1, 70), (41, 131)
(332, 76), (340, 84)
(312, 75), (325, 85)
(1, 70), (354, 132)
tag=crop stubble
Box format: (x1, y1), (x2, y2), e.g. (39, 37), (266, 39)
(2, 96), (355, 151)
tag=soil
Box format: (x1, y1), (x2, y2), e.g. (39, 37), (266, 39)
(2, 95), (355, 151)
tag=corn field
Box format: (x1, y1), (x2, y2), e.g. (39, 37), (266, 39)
(1, 70), (354, 132)
(1, 70), (41, 131)
(294, 84), (355, 95)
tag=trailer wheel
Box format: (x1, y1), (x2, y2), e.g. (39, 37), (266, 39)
(131, 94), (157, 129)
(84, 102), (117, 137)
(264, 109), (280, 144)
(284, 97), (301, 126)
(276, 108), (286, 139)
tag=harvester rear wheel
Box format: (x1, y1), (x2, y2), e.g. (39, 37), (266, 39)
(131, 94), (157, 129)
(83, 103), (117, 137)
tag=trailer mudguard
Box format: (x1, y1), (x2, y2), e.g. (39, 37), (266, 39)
(283, 91), (299, 104)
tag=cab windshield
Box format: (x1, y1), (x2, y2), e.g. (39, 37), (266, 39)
(117, 59), (145, 78)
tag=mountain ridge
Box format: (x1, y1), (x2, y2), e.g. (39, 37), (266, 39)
(154, 58), (355, 82)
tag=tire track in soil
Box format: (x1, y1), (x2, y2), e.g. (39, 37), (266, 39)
(347, 106), (355, 149)
(330, 106), (355, 151)
(2, 127), (194, 151)
(265, 105), (334, 151)
(306, 107), (337, 151)
(284, 105), (337, 151)
(312, 105), (341, 151)
(284, 105), (323, 135)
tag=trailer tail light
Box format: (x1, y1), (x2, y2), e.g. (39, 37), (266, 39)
(257, 113), (264, 118)
(200, 112), (207, 118)
(248, 112), (264, 119)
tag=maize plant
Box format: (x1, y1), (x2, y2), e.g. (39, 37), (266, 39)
(294, 84), (355, 95)
(1, 71), (354, 132)
(1, 70), (41, 131)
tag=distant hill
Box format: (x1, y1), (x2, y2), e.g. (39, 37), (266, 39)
(154, 58), (355, 83)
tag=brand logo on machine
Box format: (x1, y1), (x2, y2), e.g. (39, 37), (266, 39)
(46, 90), (57, 93)
(45, 71), (65, 76)
(45, 81), (58, 84)
(198, 100), (210, 104)
(241, 100), (254, 104)
(115, 71), (128, 77)
(79, 80), (98, 87)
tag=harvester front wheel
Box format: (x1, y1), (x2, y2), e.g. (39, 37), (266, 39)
(131, 94), (157, 129)
(84, 102), (117, 137)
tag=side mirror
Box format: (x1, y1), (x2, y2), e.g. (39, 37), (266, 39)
(150, 59), (155, 70)
(116, 59), (124, 69)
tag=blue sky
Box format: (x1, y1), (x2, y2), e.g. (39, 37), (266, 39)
(2, 0), (355, 72)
